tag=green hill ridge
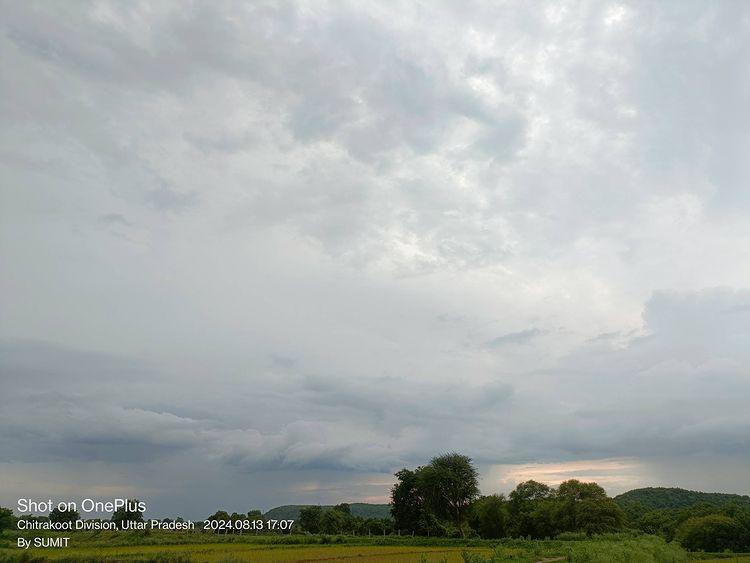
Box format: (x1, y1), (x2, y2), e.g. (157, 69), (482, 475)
(615, 487), (750, 511)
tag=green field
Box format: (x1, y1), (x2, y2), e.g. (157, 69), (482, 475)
(1, 531), (727, 562)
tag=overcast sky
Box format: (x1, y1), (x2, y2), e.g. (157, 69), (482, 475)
(1, 0), (750, 519)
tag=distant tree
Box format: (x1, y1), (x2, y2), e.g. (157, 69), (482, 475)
(299, 506), (323, 534)
(391, 468), (426, 534)
(247, 509), (263, 520)
(469, 495), (508, 539)
(320, 508), (348, 534)
(206, 510), (230, 534)
(575, 498), (625, 535)
(112, 500), (144, 529)
(508, 481), (554, 537)
(418, 453), (479, 537)
(0, 507), (13, 532)
(556, 480), (607, 502)
(637, 509), (675, 537)
(207, 510), (230, 521)
(333, 503), (351, 515)
(677, 514), (743, 552)
(509, 480), (553, 509)
(555, 480), (608, 532)
(49, 507), (80, 525)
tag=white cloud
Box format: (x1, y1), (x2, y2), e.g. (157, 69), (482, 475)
(1, 0), (749, 516)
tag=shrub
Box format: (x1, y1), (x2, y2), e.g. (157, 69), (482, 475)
(676, 514), (743, 552)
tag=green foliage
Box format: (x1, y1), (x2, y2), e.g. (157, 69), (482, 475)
(391, 468), (428, 534)
(574, 498), (625, 535)
(469, 495), (508, 539)
(419, 453), (480, 536)
(263, 503), (391, 521)
(320, 509), (348, 534)
(617, 489), (750, 551)
(676, 514), (745, 552)
(48, 507), (79, 525)
(298, 505), (323, 534)
(637, 509), (675, 537)
(615, 487), (750, 515)
(392, 455), (633, 541)
(111, 500), (144, 529)
(390, 453), (480, 537)
(459, 535), (688, 563)
(0, 508), (14, 532)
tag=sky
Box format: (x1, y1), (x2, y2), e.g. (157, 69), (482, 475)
(1, 0), (749, 519)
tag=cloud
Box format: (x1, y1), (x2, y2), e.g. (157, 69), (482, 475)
(486, 328), (542, 348)
(144, 186), (196, 213)
(100, 213), (131, 226)
(1, 1), (750, 516)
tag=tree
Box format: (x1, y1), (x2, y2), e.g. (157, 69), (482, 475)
(637, 509), (675, 537)
(49, 507), (80, 525)
(575, 498), (625, 535)
(555, 480), (608, 532)
(206, 510), (230, 534)
(509, 480), (553, 509)
(333, 503), (351, 515)
(676, 514), (744, 552)
(556, 480), (607, 502)
(112, 499), (144, 529)
(299, 505), (323, 533)
(508, 481), (554, 537)
(469, 495), (508, 539)
(391, 468), (426, 534)
(0, 507), (13, 532)
(320, 508), (348, 534)
(419, 453), (479, 537)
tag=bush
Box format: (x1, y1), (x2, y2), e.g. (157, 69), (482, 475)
(676, 514), (743, 552)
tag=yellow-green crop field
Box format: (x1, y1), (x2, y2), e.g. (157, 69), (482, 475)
(1, 543), (493, 562)
(2, 531), (748, 562)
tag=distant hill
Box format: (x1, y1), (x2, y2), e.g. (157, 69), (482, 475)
(264, 503), (391, 521)
(615, 487), (750, 512)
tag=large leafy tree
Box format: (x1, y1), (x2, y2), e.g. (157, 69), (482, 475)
(677, 514), (744, 552)
(49, 506), (80, 525)
(320, 508), (349, 534)
(299, 505), (323, 533)
(555, 480), (608, 532)
(391, 468), (426, 534)
(509, 480), (553, 509)
(508, 480), (554, 537)
(0, 507), (14, 532)
(111, 499), (144, 529)
(575, 498), (625, 535)
(419, 453), (479, 536)
(469, 495), (508, 539)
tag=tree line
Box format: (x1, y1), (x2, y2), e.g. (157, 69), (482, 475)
(3, 453), (749, 552)
(297, 504), (394, 536)
(390, 452), (624, 539)
(387, 452), (750, 551)
(621, 498), (750, 552)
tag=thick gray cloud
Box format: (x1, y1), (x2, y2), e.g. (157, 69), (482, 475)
(1, 1), (749, 517)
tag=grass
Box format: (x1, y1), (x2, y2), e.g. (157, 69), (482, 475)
(0, 543), (493, 562)
(0, 530), (711, 562)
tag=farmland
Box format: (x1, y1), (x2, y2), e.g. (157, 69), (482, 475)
(0, 530), (722, 562)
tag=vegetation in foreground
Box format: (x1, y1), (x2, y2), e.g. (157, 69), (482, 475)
(0, 532), (693, 562)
